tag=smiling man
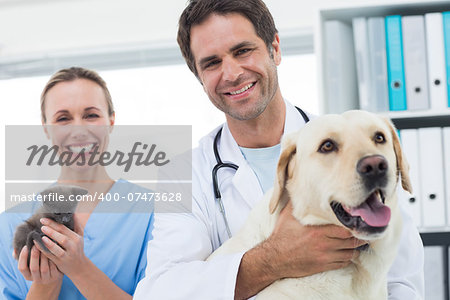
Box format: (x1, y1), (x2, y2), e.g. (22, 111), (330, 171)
(134, 0), (424, 299)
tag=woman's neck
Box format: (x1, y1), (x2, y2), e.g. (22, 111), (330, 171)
(58, 167), (115, 214)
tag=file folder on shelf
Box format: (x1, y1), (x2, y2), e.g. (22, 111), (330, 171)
(399, 129), (422, 227)
(402, 15), (430, 111)
(385, 15), (407, 111)
(368, 17), (389, 112)
(443, 12), (450, 108)
(324, 20), (358, 113)
(443, 127), (450, 226)
(418, 127), (446, 227)
(352, 17), (372, 112)
(425, 12), (448, 111)
(424, 246), (445, 300)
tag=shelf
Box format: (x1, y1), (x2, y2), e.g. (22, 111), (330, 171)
(420, 231), (450, 246)
(381, 108), (450, 118)
(390, 113), (450, 129)
(318, 1), (450, 23)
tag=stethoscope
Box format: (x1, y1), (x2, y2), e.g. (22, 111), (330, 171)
(212, 107), (310, 238)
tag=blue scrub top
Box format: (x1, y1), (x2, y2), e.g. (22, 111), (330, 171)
(0, 179), (154, 300)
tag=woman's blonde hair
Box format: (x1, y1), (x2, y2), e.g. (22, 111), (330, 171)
(40, 67), (114, 123)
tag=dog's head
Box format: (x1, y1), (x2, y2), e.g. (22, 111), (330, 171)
(269, 110), (411, 240)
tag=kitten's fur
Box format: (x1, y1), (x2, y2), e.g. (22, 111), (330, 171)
(13, 185), (88, 265)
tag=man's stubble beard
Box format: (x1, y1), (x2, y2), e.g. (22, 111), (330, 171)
(214, 61), (279, 121)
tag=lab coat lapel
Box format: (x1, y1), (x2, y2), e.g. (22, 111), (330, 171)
(283, 101), (310, 135)
(217, 101), (310, 209)
(220, 123), (263, 208)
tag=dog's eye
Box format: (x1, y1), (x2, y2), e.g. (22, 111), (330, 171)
(374, 132), (386, 144)
(319, 140), (336, 153)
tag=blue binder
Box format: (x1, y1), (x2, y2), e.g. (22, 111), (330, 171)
(385, 15), (407, 111)
(443, 12), (450, 107)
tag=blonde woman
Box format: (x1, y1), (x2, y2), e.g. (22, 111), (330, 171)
(0, 67), (154, 300)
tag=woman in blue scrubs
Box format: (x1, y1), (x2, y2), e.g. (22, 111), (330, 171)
(0, 67), (154, 299)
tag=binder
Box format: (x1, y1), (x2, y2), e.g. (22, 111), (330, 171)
(398, 129), (422, 227)
(385, 15), (407, 111)
(324, 20), (358, 113)
(367, 17), (389, 112)
(443, 127), (450, 226)
(352, 17), (372, 111)
(424, 246), (445, 300)
(402, 15), (430, 111)
(425, 13), (448, 111)
(443, 12), (450, 107)
(418, 127), (446, 227)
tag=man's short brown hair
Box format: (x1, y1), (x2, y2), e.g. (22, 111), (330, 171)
(177, 0), (278, 79)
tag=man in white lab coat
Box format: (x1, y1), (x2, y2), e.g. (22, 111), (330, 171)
(134, 0), (424, 299)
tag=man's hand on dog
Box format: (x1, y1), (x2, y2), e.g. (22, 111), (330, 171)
(235, 201), (367, 299)
(267, 201), (368, 279)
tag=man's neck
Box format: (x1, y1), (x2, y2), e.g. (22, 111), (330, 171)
(227, 95), (286, 148)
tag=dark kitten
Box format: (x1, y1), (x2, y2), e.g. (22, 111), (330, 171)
(13, 185), (88, 265)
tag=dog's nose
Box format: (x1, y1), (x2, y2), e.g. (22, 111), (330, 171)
(357, 155), (388, 179)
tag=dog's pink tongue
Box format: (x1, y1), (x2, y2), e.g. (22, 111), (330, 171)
(344, 193), (391, 227)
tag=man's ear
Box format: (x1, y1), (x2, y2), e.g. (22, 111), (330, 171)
(269, 131), (297, 214)
(271, 33), (282, 66)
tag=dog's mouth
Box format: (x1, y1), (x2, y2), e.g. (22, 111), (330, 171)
(330, 189), (390, 234)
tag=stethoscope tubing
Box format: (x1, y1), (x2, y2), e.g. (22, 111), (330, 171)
(212, 128), (237, 238)
(212, 107), (309, 239)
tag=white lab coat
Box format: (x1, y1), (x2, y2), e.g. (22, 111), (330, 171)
(133, 101), (424, 300)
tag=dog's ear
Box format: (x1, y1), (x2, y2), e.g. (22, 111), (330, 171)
(269, 132), (298, 214)
(383, 118), (412, 193)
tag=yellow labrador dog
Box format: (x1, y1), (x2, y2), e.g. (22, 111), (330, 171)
(209, 110), (411, 300)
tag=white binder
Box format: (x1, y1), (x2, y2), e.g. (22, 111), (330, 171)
(443, 127), (450, 226)
(425, 12), (448, 111)
(424, 246), (445, 300)
(399, 129), (422, 227)
(324, 20), (358, 113)
(418, 127), (446, 227)
(368, 17), (389, 112)
(352, 17), (371, 111)
(402, 15), (430, 110)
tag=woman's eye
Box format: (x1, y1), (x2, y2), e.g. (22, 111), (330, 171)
(319, 140), (337, 153)
(56, 117), (69, 122)
(86, 114), (99, 119)
(374, 132), (386, 144)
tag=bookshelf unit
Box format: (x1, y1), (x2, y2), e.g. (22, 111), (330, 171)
(316, 0), (450, 116)
(316, 0), (450, 229)
(316, 1), (450, 299)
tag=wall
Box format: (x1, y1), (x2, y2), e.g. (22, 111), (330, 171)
(0, 0), (413, 59)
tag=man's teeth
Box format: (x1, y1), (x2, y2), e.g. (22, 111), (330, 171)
(68, 144), (95, 153)
(229, 83), (254, 95)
